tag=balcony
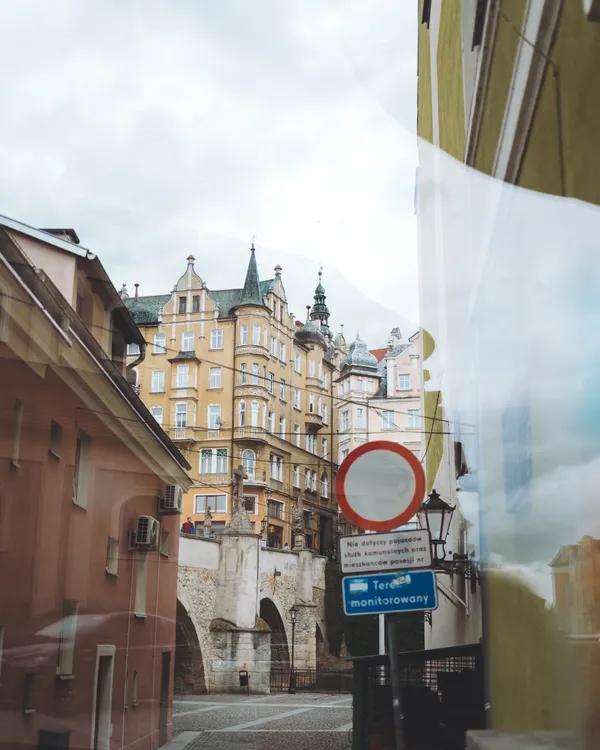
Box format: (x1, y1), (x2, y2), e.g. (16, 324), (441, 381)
(306, 376), (326, 390)
(234, 426), (269, 444)
(305, 411), (324, 431)
(244, 469), (268, 486)
(235, 344), (270, 359)
(234, 383), (271, 400)
(169, 427), (196, 442)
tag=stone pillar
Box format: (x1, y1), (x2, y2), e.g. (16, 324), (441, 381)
(209, 529), (271, 693)
(296, 548), (314, 605)
(292, 603), (318, 671)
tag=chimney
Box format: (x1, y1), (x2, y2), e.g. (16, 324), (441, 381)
(134, 283), (139, 299)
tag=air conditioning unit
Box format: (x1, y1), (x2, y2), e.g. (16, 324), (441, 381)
(159, 485), (183, 514)
(131, 516), (160, 550)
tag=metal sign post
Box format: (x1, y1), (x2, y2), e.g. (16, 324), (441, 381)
(387, 614), (405, 750)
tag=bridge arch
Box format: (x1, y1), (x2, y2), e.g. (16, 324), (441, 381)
(175, 599), (208, 695)
(259, 597), (289, 667)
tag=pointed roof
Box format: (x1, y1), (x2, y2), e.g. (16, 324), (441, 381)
(238, 242), (264, 307)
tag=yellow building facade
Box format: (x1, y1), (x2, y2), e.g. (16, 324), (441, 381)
(124, 247), (346, 553)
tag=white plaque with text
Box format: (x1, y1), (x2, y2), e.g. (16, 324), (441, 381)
(339, 529), (432, 574)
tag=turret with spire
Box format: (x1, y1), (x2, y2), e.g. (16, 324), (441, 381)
(238, 240), (264, 307)
(309, 268), (331, 338)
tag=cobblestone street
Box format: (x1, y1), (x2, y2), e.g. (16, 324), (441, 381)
(168, 693), (353, 750)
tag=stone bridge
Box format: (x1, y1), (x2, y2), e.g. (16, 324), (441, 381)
(175, 531), (328, 694)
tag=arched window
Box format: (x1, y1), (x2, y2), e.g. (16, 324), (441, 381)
(242, 449), (256, 480)
(321, 472), (328, 498)
(251, 400), (259, 427)
(239, 401), (246, 427)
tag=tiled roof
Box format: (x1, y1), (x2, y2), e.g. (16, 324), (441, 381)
(207, 278), (275, 317)
(124, 294), (172, 325)
(369, 347), (387, 363)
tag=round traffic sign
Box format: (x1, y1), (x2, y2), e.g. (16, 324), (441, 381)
(335, 441), (425, 531)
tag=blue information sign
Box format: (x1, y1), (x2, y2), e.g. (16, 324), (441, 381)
(342, 570), (437, 616)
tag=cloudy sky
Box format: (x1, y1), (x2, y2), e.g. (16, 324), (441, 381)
(0, 0), (419, 346)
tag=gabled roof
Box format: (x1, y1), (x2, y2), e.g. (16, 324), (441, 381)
(208, 278), (275, 317)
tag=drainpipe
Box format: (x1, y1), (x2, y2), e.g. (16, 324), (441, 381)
(126, 340), (146, 372)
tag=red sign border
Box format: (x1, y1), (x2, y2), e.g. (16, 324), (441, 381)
(335, 441), (426, 532)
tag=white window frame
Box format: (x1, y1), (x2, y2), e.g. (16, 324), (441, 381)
(279, 342), (286, 362)
(242, 449), (256, 480)
(208, 404), (221, 429)
(199, 449), (228, 475)
(153, 333), (166, 354)
(240, 363), (247, 384)
(270, 454), (283, 481)
(382, 410), (395, 430)
(194, 494), (228, 514)
(356, 377), (363, 392)
(322, 404), (328, 424)
(341, 410), (349, 432)
(151, 370), (165, 393)
(239, 401), (246, 426)
(294, 353), (301, 373)
(150, 406), (163, 425)
(305, 469), (311, 489)
(210, 329), (223, 349)
(251, 400), (259, 427)
(322, 438), (328, 459)
(73, 429), (92, 509)
(309, 394), (315, 413)
(209, 367), (222, 389)
(293, 465), (300, 487)
(398, 374), (411, 391)
(175, 402), (187, 428)
(294, 424), (301, 447)
(263, 328), (268, 347)
(294, 388), (301, 409)
(271, 337), (277, 357)
(252, 325), (261, 345)
(127, 343), (140, 356)
(268, 411), (275, 433)
(309, 360), (315, 377)
(321, 473), (329, 498)
(240, 325), (248, 345)
(252, 363), (260, 385)
(279, 416), (286, 438)
(269, 373), (275, 394)
(182, 331), (194, 352)
(408, 409), (420, 429)
(279, 379), (286, 400)
(356, 406), (366, 429)
(177, 364), (189, 388)
(311, 472), (317, 492)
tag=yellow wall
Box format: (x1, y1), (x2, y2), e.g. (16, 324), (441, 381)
(417, 0), (433, 143)
(437, 0), (465, 160)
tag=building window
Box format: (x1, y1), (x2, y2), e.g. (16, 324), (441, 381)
(263, 327), (268, 347)
(294, 388), (301, 409)
(322, 404), (328, 424)
(252, 325), (261, 345)
(322, 371), (328, 389)
(252, 363), (260, 385)
(151, 370), (164, 392)
(134, 554), (148, 617)
(182, 331), (194, 351)
(279, 379), (286, 399)
(160, 529), (170, 557)
(270, 454), (283, 481)
(208, 405), (221, 429)
(106, 538), (119, 576)
(243, 495), (258, 514)
(311, 472), (317, 492)
(242, 449), (256, 480)
(293, 465), (300, 487)
(153, 333), (166, 354)
(262, 403), (267, 429)
(57, 599), (78, 675)
(73, 430), (92, 508)
(177, 364), (189, 388)
(127, 343), (140, 356)
(382, 411), (395, 430)
(192, 295), (200, 313)
(343, 380), (349, 394)
(268, 411), (275, 433)
(239, 401), (246, 426)
(294, 353), (301, 373)
(309, 360), (315, 377)
(279, 342), (286, 362)
(356, 406), (366, 429)
(211, 329), (223, 349)
(150, 406), (163, 425)
(251, 400), (259, 427)
(240, 325), (248, 344)
(271, 337), (277, 356)
(268, 498), (285, 520)
(240, 363), (247, 384)
(209, 367), (222, 388)
(322, 438), (328, 459)
(412, 449), (422, 459)
(200, 448), (228, 474)
(309, 394), (315, 413)
(341, 410), (349, 432)
(195, 494), (227, 513)
(341, 448), (349, 462)
(321, 473), (329, 498)
(179, 296), (187, 314)
(279, 416), (286, 438)
(305, 469), (311, 489)
(269, 373), (275, 394)
(49, 420), (63, 457)
(175, 403), (187, 428)
(294, 424), (301, 447)
(408, 409), (420, 429)
(356, 377), (363, 392)
(398, 374), (411, 391)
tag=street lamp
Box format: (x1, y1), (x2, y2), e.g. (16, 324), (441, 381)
(288, 605), (297, 694)
(418, 489), (455, 562)
(418, 489), (479, 586)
